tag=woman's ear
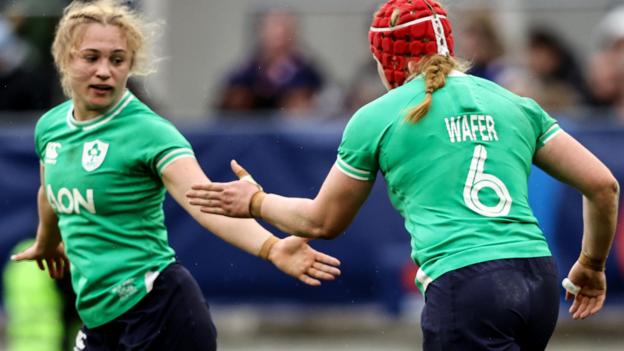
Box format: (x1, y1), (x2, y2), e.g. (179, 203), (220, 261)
(407, 60), (419, 75)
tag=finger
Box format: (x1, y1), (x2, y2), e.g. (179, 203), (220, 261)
(569, 295), (581, 316)
(573, 295), (588, 319)
(298, 274), (321, 286)
(45, 258), (56, 279)
(36, 259), (45, 271)
(11, 251), (31, 262)
(590, 295), (606, 315)
(190, 183), (225, 191)
(63, 255), (71, 271)
(565, 291), (571, 301)
(200, 207), (227, 216)
(582, 297), (599, 319)
(186, 189), (224, 199)
(188, 199), (223, 208)
(314, 252), (341, 267)
(231, 159), (250, 179)
(313, 262), (341, 276)
(307, 267), (336, 281)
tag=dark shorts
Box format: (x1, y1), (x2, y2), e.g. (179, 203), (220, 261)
(74, 263), (217, 351)
(421, 257), (559, 351)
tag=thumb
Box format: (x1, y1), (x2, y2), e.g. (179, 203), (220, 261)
(10, 251), (30, 262)
(231, 159), (249, 179)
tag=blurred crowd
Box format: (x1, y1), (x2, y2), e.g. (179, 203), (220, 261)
(2, 2), (624, 123)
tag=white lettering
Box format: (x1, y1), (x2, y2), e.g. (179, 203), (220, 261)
(486, 115), (498, 141)
(470, 115), (479, 141)
(57, 188), (74, 214)
(478, 115), (489, 141)
(46, 186), (96, 214)
(46, 185), (59, 211)
(461, 116), (474, 142)
(444, 117), (462, 143)
(443, 115), (499, 143)
(73, 189), (95, 214)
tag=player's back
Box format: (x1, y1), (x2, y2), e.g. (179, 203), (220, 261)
(346, 71), (559, 290)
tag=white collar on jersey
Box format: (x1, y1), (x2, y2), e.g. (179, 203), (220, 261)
(66, 90), (134, 131)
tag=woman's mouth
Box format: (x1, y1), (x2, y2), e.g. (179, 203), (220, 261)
(90, 85), (114, 94)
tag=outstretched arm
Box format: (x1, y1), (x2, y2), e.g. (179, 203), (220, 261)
(11, 165), (69, 279)
(187, 160), (374, 239)
(534, 131), (619, 319)
(162, 157), (340, 286)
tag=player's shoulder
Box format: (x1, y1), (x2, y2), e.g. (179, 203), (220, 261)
(37, 100), (72, 126)
(35, 99), (73, 137)
(350, 82), (419, 126)
(467, 74), (537, 107)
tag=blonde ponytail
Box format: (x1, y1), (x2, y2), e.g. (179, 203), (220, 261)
(405, 55), (460, 123)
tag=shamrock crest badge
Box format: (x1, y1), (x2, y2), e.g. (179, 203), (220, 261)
(82, 140), (109, 172)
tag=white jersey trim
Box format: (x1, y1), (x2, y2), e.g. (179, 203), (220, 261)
(541, 128), (562, 145)
(416, 268), (433, 291)
(66, 91), (133, 131)
(156, 148), (195, 170)
(335, 157), (372, 181)
(158, 154), (196, 175)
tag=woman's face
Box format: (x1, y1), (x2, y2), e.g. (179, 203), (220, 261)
(68, 23), (132, 120)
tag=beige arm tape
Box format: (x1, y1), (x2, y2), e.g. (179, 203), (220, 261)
(258, 235), (279, 260)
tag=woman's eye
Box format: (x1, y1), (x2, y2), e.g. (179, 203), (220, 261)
(84, 56), (98, 63)
(112, 57), (124, 65)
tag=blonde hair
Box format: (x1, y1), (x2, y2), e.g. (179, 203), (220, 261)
(404, 55), (467, 123)
(52, 0), (157, 97)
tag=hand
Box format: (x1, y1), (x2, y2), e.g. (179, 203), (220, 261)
(268, 236), (341, 286)
(187, 160), (261, 218)
(11, 241), (70, 280)
(565, 261), (607, 320)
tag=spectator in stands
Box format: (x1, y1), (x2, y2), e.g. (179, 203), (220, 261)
(0, 17), (47, 112)
(10, 1), (340, 350)
(524, 27), (587, 113)
(583, 51), (624, 115)
(215, 8), (325, 116)
(585, 5), (624, 122)
(188, 1), (619, 349)
(460, 12), (509, 84)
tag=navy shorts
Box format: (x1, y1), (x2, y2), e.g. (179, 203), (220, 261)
(74, 263), (217, 351)
(421, 257), (559, 351)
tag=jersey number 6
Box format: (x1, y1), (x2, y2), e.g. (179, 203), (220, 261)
(463, 145), (512, 217)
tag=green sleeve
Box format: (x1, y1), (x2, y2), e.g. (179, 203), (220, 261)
(336, 106), (385, 182)
(138, 116), (195, 176)
(521, 98), (561, 150)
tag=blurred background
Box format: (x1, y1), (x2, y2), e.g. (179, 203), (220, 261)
(1, 0), (624, 350)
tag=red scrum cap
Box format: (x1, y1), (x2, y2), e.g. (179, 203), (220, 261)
(369, 0), (454, 88)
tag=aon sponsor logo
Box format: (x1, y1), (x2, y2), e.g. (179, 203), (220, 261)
(46, 185), (96, 214)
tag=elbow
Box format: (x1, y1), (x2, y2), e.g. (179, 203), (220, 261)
(587, 176), (619, 203)
(302, 223), (343, 240)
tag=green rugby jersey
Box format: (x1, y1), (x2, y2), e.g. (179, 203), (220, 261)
(34, 91), (195, 327)
(337, 71), (559, 294)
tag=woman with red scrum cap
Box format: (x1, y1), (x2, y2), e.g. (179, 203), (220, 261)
(188, 0), (619, 349)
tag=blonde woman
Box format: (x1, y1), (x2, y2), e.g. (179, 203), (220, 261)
(11, 1), (341, 349)
(188, 0), (619, 349)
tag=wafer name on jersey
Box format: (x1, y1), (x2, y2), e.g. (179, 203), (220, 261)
(444, 115), (499, 143)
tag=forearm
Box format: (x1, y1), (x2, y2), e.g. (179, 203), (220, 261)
(36, 186), (62, 248)
(195, 213), (275, 257)
(581, 183), (619, 264)
(260, 194), (330, 239)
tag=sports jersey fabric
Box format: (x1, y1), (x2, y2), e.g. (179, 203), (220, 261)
(35, 91), (195, 327)
(336, 71), (559, 293)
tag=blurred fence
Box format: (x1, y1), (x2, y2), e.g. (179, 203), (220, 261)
(0, 116), (623, 314)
